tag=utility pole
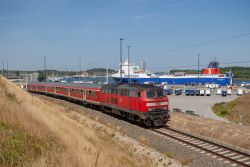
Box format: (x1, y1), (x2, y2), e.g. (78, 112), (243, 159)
(79, 57), (82, 75)
(106, 65), (109, 84)
(120, 38), (124, 83)
(44, 56), (46, 82)
(127, 45), (131, 84)
(197, 54), (200, 81)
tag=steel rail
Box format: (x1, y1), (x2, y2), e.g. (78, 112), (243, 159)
(150, 128), (250, 167)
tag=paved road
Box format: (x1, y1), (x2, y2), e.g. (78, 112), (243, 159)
(168, 94), (238, 122)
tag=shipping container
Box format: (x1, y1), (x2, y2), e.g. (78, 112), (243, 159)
(195, 90), (200, 96)
(185, 89), (190, 96)
(217, 89), (222, 95)
(200, 89), (205, 96)
(205, 89), (211, 96)
(237, 89), (243, 96)
(166, 89), (173, 95)
(175, 89), (182, 95)
(221, 90), (227, 96)
(190, 89), (195, 96)
(227, 89), (232, 95)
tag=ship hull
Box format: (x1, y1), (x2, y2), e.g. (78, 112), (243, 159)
(113, 76), (232, 86)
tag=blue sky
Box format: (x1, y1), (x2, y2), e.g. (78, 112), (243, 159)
(0, 0), (250, 71)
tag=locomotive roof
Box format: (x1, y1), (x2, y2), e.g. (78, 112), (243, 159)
(102, 84), (162, 91)
(29, 82), (102, 89)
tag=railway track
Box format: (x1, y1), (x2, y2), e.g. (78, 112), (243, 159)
(150, 127), (250, 167)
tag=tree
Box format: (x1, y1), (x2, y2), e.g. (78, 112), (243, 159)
(38, 72), (46, 82)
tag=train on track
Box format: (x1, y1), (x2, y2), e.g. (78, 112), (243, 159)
(27, 82), (170, 127)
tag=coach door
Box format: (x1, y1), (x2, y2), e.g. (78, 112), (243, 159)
(82, 89), (86, 100)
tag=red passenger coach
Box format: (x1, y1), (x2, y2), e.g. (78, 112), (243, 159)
(27, 82), (170, 127)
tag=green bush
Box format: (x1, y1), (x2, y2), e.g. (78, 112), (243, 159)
(213, 101), (237, 117)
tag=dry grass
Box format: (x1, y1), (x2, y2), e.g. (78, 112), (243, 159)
(224, 92), (250, 125)
(0, 76), (152, 167)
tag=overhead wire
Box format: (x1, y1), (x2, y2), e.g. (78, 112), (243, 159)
(150, 60), (250, 70)
(136, 32), (250, 59)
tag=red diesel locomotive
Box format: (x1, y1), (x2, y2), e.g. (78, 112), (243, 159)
(27, 82), (170, 127)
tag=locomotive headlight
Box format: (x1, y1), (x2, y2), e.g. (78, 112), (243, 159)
(159, 102), (168, 105)
(146, 103), (157, 107)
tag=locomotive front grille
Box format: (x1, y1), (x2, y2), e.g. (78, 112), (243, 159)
(148, 107), (167, 112)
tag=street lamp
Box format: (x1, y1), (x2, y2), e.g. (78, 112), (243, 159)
(44, 56), (46, 82)
(127, 45), (131, 84)
(120, 38), (124, 82)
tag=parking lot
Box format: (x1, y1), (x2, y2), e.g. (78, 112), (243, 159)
(168, 94), (238, 122)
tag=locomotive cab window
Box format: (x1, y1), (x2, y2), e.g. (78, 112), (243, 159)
(147, 91), (155, 98)
(157, 90), (165, 97)
(146, 90), (166, 98)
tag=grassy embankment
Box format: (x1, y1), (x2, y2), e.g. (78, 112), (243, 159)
(0, 76), (151, 167)
(213, 92), (250, 126)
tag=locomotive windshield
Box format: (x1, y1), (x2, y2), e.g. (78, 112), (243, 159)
(146, 90), (166, 98)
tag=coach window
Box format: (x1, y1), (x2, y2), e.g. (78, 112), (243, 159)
(120, 89), (124, 96)
(124, 90), (129, 96)
(104, 88), (107, 94)
(129, 90), (135, 97)
(101, 88), (105, 93)
(93, 91), (97, 98)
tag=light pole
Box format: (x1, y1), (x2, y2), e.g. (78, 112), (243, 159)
(6, 60), (8, 79)
(120, 38), (124, 82)
(44, 56), (46, 82)
(127, 45), (131, 84)
(2, 62), (4, 76)
(197, 54), (200, 83)
(79, 57), (82, 75)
